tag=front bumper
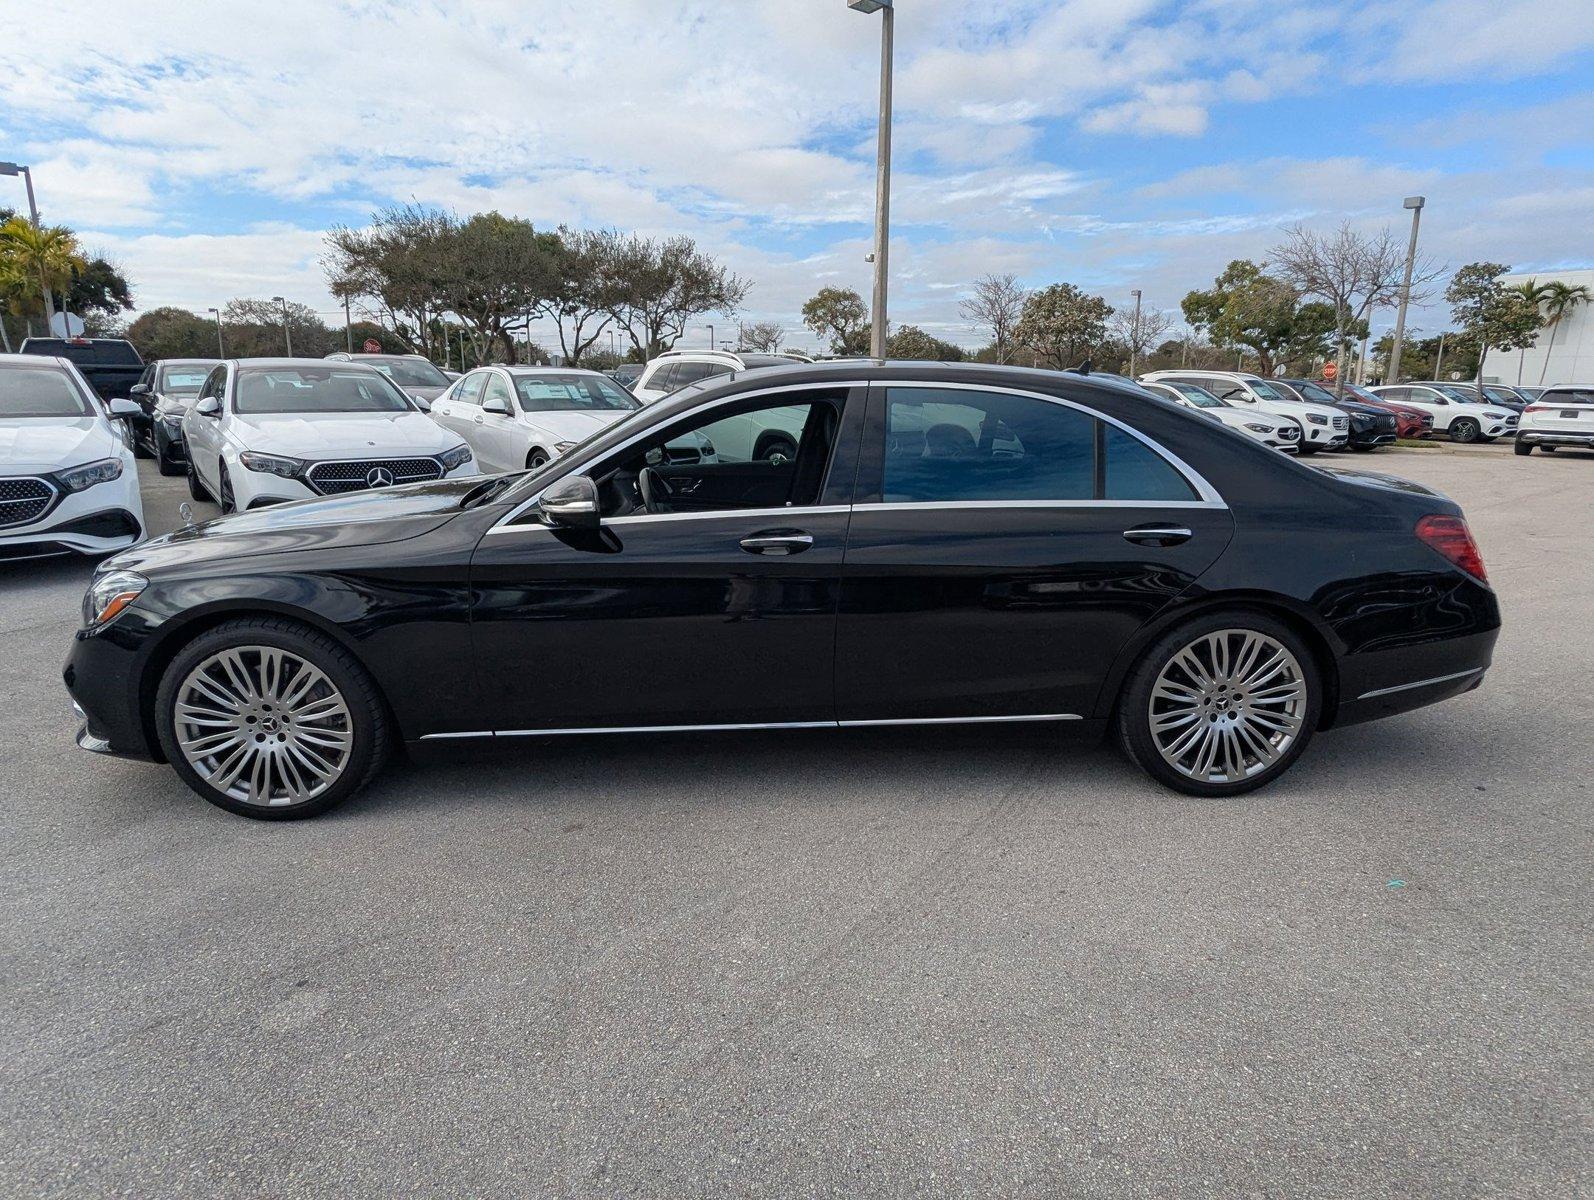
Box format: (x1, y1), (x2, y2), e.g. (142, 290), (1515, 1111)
(0, 472), (145, 559)
(64, 613), (163, 761)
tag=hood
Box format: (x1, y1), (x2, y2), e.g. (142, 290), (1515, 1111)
(521, 408), (632, 443)
(106, 474), (487, 574)
(233, 410), (459, 458)
(1209, 408), (1279, 430)
(0, 416), (118, 474)
(1310, 464), (1448, 499)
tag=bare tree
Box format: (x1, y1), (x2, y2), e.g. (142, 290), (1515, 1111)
(737, 320), (785, 352)
(1269, 221), (1442, 396)
(959, 273), (1027, 363)
(1108, 305), (1175, 377)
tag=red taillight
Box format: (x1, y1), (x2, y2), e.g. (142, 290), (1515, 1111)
(1416, 514), (1487, 582)
(1523, 405), (1548, 414)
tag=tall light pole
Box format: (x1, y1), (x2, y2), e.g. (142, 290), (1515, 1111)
(343, 295), (354, 352)
(1129, 288), (1143, 377)
(207, 307), (225, 357)
(0, 161), (58, 325)
(848, 0), (893, 359)
(707, 323), (715, 350)
(1387, 195), (1425, 383)
(271, 295), (293, 356)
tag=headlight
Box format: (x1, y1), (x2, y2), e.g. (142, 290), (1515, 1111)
(1306, 414), (1327, 426)
(82, 569), (147, 629)
(436, 443), (474, 471)
(56, 458), (123, 493)
(553, 441), (578, 454)
(1243, 422), (1273, 433)
(239, 451), (305, 478)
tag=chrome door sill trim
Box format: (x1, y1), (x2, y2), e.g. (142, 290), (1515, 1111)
(1357, 668), (1481, 701)
(420, 713), (1084, 741)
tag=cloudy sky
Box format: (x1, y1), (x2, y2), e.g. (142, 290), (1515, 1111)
(2, 0), (1590, 353)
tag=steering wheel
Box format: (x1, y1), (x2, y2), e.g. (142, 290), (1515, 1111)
(637, 466), (674, 514)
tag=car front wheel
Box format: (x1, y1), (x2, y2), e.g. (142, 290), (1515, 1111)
(1116, 612), (1321, 797)
(1450, 418), (1481, 444)
(154, 618), (392, 819)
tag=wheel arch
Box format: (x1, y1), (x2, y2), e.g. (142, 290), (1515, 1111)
(135, 600), (400, 763)
(1092, 591), (1344, 730)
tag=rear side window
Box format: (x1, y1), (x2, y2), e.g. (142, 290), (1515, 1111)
(881, 388), (1198, 504)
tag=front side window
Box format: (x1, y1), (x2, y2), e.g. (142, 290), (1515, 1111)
(1247, 379), (1295, 403)
(0, 364), (94, 418)
(1292, 381), (1340, 405)
(882, 388), (1197, 505)
(514, 374), (638, 413)
(482, 373), (514, 409)
(234, 367), (412, 414)
(454, 372), (487, 407)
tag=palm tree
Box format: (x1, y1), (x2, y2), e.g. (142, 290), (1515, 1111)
(1508, 279), (1551, 385)
(0, 217), (85, 329)
(1537, 280), (1593, 385)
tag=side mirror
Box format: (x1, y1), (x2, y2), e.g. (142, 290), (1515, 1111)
(195, 397), (221, 417)
(108, 398), (141, 420)
(482, 396), (512, 417)
(129, 383), (150, 397)
(538, 474), (600, 530)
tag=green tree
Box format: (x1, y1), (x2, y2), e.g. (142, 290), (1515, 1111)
(66, 256), (134, 321)
(0, 216), (85, 328)
(885, 324), (965, 361)
(1014, 282), (1112, 369)
(221, 298), (335, 358)
(1536, 280), (1591, 384)
(1181, 260), (1331, 375)
(1445, 263), (1542, 398)
(608, 234), (749, 359)
(801, 286), (870, 356)
(126, 307), (219, 360)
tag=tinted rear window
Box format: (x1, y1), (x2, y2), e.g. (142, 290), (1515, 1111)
(24, 339), (142, 366)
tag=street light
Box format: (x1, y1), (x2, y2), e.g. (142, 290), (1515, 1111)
(1387, 195), (1425, 383)
(1129, 288), (1143, 377)
(707, 323), (714, 350)
(0, 160), (57, 324)
(271, 295), (292, 356)
(848, 0), (893, 359)
(207, 307), (225, 358)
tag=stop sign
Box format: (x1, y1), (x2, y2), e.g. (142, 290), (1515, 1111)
(363, 338), (382, 353)
(1322, 361), (1338, 381)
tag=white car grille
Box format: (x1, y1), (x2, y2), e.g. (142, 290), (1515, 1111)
(1331, 415), (1348, 431)
(0, 476), (57, 529)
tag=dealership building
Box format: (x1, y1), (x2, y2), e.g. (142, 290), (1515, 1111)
(1495, 269), (1594, 387)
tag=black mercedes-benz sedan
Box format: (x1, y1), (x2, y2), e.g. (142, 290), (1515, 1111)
(64, 362), (1500, 819)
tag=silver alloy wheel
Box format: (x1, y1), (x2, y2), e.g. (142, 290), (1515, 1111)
(1147, 629), (1308, 784)
(173, 646), (354, 806)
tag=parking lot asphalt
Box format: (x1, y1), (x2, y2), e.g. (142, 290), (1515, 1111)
(3, 448), (1589, 1198)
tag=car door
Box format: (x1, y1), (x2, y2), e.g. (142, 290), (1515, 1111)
(431, 370), (484, 442)
(834, 383), (1235, 723)
(183, 366), (227, 491)
(477, 370), (524, 472)
(469, 383), (864, 732)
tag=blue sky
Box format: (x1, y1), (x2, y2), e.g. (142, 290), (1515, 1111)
(2, 0), (1590, 352)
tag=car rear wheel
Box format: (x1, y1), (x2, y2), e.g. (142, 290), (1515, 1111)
(1514, 438), (1533, 456)
(1450, 418), (1481, 444)
(154, 618), (392, 820)
(1116, 612), (1321, 797)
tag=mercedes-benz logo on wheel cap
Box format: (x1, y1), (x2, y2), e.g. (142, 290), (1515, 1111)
(365, 466), (395, 488)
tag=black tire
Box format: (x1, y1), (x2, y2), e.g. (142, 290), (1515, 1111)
(158, 453), (184, 476)
(1115, 609), (1322, 798)
(132, 432), (154, 459)
(186, 453), (211, 501)
(1514, 438), (1533, 456)
(755, 434), (799, 463)
(218, 464), (236, 514)
(1296, 443), (1318, 456)
(1450, 418), (1481, 444)
(526, 450), (550, 471)
(1542, 445), (1558, 453)
(154, 617), (393, 820)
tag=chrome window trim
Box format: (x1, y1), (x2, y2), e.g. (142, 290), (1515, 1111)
(420, 712), (1084, 740)
(486, 376), (1226, 536)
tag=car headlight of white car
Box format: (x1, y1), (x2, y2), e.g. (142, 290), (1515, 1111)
(1306, 414), (1327, 426)
(239, 451), (307, 479)
(436, 443), (474, 471)
(56, 457), (124, 493)
(1243, 422), (1274, 433)
(82, 569), (147, 629)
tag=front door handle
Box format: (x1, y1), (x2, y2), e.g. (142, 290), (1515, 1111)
(1123, 525), (1193, 547)
(739, 530), (814, 556)
(473, 414), (484, 424)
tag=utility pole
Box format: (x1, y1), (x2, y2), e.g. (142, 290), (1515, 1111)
(1129, 289), (1143, 377)
(1387, 196), (1425, 383)
(271, 296), (292, 355)
(344, 296), (353, 352)
(848, 1), (894, 358)
(208, 307), (225, 357)
(1433, 332), (1446, 381)
(0, 162), (56, 324)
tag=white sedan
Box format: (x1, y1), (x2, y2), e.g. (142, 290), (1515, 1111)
(1139, 379), (1301, 453)
(181, 359), (477, 513)
(0, 354), (145, 560)
(428, 366), (644, 473)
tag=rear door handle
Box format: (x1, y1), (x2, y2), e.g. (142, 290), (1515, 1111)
(1123, 525), (1193, 547)
(739, 531), (814, 556)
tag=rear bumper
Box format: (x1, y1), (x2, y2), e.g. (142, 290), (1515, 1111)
(1330, 627), (1498, 729)
(1518, 429), (1594, 446)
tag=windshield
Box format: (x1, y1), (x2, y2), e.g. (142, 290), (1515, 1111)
(1436, 385), (1483, 404)
(368, 357), (449, 387)
(1291, 380), (1340, 404)
(1247, 379), (1296, 403)
(158, 365), (214, 396)
(0, 364), (95, 418)
(1482, 386), (1519, 403)
(1166, 382), (1225, 408)
(235, 367), (413, 414)
(514, 374), (639, 412)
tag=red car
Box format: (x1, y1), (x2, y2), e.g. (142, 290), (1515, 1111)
(1338, 382), (1434, 439)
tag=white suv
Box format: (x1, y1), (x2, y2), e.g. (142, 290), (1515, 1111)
(1367, 384), (1518, 444)
(1140, 370), (1347, 453)
(1138, 378), (1301, 453)
(1514, 384), (1594, 455)
(631, 350), (804, 404)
